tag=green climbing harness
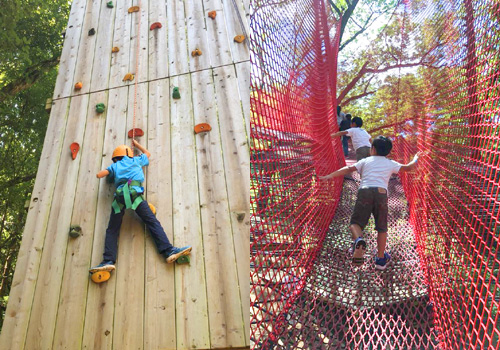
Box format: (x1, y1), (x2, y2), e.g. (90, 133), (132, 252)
(112, 180), (144, 213)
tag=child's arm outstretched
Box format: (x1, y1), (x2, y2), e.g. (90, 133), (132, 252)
(132, 139), (151, 158)
(318, 165), (357, 180)
(96, 169), (110, 178)
(331, 130), (348, 138)
(399, 152), (422, 172)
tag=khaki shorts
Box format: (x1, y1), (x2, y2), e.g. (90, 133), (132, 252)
(350, 187), (388, 232)
(356, 146), (371, 161)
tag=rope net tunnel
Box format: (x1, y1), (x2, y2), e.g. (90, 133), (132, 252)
(250, 0), (500, 349)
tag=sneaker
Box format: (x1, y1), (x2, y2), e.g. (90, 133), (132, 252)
(375, 252), (391, 271)
(89, 261), (116, 273)
(165, 246), (192, 264)
(352, 237), (366, 266)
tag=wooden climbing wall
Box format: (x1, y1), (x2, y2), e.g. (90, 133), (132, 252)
(0, 0), (250, 349)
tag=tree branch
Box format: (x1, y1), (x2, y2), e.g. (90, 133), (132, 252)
(1, 173), (36, 188)
(340, 12), (374, 51)
(343, 91), (376, 105)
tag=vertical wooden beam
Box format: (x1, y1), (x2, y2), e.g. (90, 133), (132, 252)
(221, 0), (250, 64)
(24, 94), (89, 350)
(148, 0), (169, 80)
(204, 0), (234, 67)
(235, 61), (250, 137)
(109, 0), (133, 89)
(0, 98), (70, 350)
(131, 0), (149, 83)
(168, 0), (189, 75)
(170, 74), (210, 349)
(186, 0), (211, 71)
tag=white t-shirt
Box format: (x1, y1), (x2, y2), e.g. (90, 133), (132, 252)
(354, 156), (402, 190)
(346, 128), (371, 150)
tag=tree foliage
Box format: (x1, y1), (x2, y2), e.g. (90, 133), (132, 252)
(0, 0), (70, 330)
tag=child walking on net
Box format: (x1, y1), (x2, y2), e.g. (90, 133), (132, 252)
(320, 136), (420, 270)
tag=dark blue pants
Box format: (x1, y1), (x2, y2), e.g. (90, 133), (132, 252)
(342, 136), (350, 157)
(103, 200), (173, 262)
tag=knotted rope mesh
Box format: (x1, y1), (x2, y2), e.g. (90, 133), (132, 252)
(250, 0), (500, 349)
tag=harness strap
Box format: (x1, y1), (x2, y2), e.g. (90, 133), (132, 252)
(112, 180), (144, 214)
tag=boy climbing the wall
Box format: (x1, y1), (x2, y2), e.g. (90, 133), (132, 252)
(331, 116), (372, 161)
(320, 136), (420, 270)
(89, 140), (192, 273)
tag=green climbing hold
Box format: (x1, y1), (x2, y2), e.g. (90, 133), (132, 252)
(89, 28), (96, 36)
(107, 1), (114, 8)
(176, 255), (190, 264)
(96, 103), (106, 113)
(69, 225), (82, 238)
(172, 87), (181, 99)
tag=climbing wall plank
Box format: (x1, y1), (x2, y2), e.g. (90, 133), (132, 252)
(81, 86), (129, 350)
(148, 0), (168, 80)
(91, 0), (117, 92)
(170, 74), (210, 349)
(204, 0), (233, 67)
(167, 0), (189, 75)
(24, 94), (89, 350)
(192, 70), (246, 348)
(52, 91), (108, 349)
(73, 0), (101, 96)
(109, 0), (133, 89)
(186, 0), (211, 71)
(112, 82), (148, 350)
(222, 0), (250, 64)
(53, 0), (87, 99)
(236, 61), (250, 137)
(213, 65), (250, 345)
(0, 98), (70, 350)
(144, 78), (177, 350)
(130, 0), (149, 83)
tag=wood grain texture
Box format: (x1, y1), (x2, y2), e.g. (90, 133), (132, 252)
(167, 0), (189, 75)
(148, 0), (169, 80)
(109, 0), (133, 89)
(204, 0), (234, 67)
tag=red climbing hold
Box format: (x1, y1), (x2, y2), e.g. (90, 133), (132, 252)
(70, 142), (80, 160)
(150, 22), (162, 30)
(194, 123), (212, 134)
(128, 128), (144, 138)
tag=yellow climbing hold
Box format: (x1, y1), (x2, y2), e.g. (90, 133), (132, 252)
(112, 47), (119, 53)
(234, 35), (245, 43)
(128, 6), (139, 13)
(123, 73), (134, 82)
(191, 48), (202, 57)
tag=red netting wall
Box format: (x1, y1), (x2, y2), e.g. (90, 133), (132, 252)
(250, 0), (500, 349)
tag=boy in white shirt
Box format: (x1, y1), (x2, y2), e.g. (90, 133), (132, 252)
(331, 116), (372, 160)
(320, 136), (420, 270)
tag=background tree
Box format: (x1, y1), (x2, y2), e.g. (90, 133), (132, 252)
(0, 0), (70, 330)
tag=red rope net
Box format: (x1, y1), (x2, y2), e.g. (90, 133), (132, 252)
(250, 0), (500, 349)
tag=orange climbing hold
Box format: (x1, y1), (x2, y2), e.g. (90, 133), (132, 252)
(128, 128), (144, 138)
(128, 6), (139, 13)
(191, 48), (202, 57)
(74, 82), (83, 90)
(91, 270), (111, 283)
(194, 123), (212, 134)
(123, 73), (134, 81)
(150, 22), (162, 30)
(112, 46), (119, 53)
(208, 11), (216, 19)
(70, 142), (80, 160)
(234, 35), (245, 43)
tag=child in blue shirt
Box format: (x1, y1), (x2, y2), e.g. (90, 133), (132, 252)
(89, 140), (191, 273)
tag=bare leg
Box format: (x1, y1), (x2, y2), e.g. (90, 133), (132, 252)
(349, 224), (363, 240)
(377, 231), (387, 258)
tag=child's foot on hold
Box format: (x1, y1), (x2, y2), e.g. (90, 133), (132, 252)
(352, 237), (366, 266)
(375, 252), (391, 271)
(89, 261), (116, 273)
(165, 246), (192, 264)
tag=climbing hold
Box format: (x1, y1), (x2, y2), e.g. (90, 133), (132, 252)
(176, 255), (190, 264)
(107, 1), (114, 8)
(91, 270), (111, 283)
(172, 87), (181, 99)
(127, 128), (144, 138)
(96, 103), (106, 113)
(69, 225), (82, 238)
(208, 11), (216, 19)
(88, 28), (96, 36)
(112, 46), (120, 53)
(128, 6), (139, 13)
(70, 142), (80, 160)
(150, 22), (162, 30)
(191, 48), (202, 57)
(149, 203), (156, 216)
(123, 73), (134, 81)
(194, 123), (212, 134)
(74, 82), (83, 90)
(234, 35), (245, 43)
(236, 212), (246, 222)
